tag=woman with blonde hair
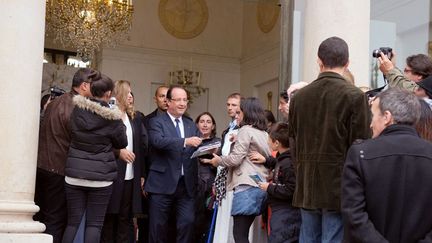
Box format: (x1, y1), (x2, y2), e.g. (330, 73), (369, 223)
(102, 80), (148, 243)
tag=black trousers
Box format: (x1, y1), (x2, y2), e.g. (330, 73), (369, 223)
(102, 179), (134, 243)
(148, 178), (195, 243)
(33, 168), (67, 243)
(62, 183), (112, 243)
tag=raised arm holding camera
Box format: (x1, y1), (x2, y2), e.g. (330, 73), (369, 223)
(377, 49), (432, 92)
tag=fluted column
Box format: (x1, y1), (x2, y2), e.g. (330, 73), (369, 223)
(301, 0), (370, 87)
(0, 1), (52, 242)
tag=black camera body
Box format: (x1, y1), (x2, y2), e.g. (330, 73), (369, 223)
(50, 86), (66, 99)
(372, 47), (393, 59)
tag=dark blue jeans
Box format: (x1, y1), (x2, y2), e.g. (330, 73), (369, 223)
(62, 183), (113, 243)
(299, 209), (343, 243)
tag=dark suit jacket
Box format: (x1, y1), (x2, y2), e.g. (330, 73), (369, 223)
(107, 112), (148, 215)
(144, 109), (159, 129)
(144, 112), (200, 197)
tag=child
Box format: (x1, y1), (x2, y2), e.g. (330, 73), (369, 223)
(249, 122), (301, 243)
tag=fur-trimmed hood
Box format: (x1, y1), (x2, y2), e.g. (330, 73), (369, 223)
(73, 95), (122, 120)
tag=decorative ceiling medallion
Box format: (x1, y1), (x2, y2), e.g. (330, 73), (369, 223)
(159, 0), (209, 39)
(257, 0), (280, 33)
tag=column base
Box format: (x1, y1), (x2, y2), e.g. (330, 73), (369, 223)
(0, 233), (52, 243)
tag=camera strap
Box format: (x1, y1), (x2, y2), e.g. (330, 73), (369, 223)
(365, 74), (388, 98)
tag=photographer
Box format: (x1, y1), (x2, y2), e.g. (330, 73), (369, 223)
(35, 68), (96, 243)
(40, 87), (66, 121)
(378, 51), (432, 92)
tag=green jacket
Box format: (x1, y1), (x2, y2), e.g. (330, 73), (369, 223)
(386, 68), (417, 92)
(288, 72), (370, 211)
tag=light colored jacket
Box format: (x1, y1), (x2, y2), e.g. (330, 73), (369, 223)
(219, 125), (270, 190)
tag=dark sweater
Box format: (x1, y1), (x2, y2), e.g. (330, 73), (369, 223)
(265, 151), (298, 211)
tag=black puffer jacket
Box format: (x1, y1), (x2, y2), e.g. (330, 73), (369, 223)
(65, 95), (127, 181)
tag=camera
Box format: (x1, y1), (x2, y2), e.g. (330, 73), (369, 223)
(50, 86), (66, 99)
(372, 47), (393, 59)
(108, 97), (117, 109)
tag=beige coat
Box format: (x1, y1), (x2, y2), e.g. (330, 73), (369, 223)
(219, 125), (271, 190)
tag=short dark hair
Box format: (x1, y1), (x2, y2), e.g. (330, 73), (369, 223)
(264, 110), (276, 125)
(227, 92), (241, 100)
(90, 74), (114, 98)
(154, 85), (169, 96)
(72, 68), (101, 88)
(279, 90), (288, 102)
(166, 85), (187, 100)
(406, 54), (432, 79)
(318, 36), (349, 68)
(240, 97), (267, 131)
(268, 122), (290, 148)
(195, 111), (217, 138)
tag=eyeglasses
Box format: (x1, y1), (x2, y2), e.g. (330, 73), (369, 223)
(170, 98), (189, 103)
(404, 68), (413, 74)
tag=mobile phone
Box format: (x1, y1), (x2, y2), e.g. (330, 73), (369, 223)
(249, 174), (264, 184)
(109, 97), (116, 108)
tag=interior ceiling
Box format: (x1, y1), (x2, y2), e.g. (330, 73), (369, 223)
(371, 0), (429, 33)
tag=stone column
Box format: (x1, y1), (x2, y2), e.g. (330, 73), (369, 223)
(0, 1), (52, 242)
(301, 0), (370, 87)
(279, 0), (295, 90)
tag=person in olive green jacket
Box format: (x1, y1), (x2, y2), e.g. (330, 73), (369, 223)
(378, 51), (432, 92)
(288, 36), (370, 243)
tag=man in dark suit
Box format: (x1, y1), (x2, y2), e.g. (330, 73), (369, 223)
(145, 85), (202, 243)
(138, 85), (169, 243)
(144, 85), (169, 128)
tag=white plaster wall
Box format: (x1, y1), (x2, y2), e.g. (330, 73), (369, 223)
(301, 0), (370, 87)
(95, 0), (246, 134)
(240, 46), (280, 111)
(370, 20), (397, 87)
(240, 2), (280, 101)
(99, 46), (240, 136)
(124, 0), (243, 58)
(371, 0), (431, 81)
(241, 2), (281, 60)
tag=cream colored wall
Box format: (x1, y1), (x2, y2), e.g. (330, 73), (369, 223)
(240, 2), (280, 115)
(97, 0), (245, 134)
(99, 46), (240, 136)
(125, 0), (243, 58)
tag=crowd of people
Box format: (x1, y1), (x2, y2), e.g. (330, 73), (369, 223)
(34, 35), (432, 243)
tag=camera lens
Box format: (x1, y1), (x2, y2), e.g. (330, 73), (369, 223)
(372, 49), (381, 58)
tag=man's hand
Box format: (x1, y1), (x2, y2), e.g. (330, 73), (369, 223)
(119, 149), (135, 163)
(201, 153), (221, 167)
(248, 151), (266, 164)
(185, 136), (202, 147)
(140, 177), (148, 197)
(378, 51), (396, 75)
(43, 96), (53, 111)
